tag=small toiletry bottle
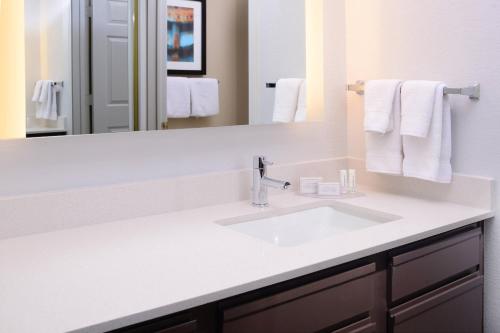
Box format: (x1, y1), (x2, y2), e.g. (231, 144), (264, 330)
(340, 170), (348, 194)
(348, 169), (357, 193)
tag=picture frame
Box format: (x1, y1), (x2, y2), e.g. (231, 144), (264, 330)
(166, 0), (206, 76)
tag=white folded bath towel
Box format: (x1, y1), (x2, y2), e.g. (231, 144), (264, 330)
(294, 81), (308, 122)
(190, 78), (220, 117)
(365, 81), (404, 175)
(272, 78), (303, 123)
(402, 82), (453, 183)
(167, 77), (191, 118)
(364, 80), (402, 133)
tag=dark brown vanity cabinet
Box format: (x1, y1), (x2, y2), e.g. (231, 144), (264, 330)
(112, 224), (484, 333)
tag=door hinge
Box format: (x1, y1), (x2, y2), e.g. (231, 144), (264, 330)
(86, 94), (94, 106)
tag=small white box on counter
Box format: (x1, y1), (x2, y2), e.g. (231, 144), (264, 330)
(318, 183), (341, 196)
(300, 177), (323, 194)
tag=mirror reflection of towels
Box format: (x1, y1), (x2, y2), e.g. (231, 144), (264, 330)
(190, 78), (220, 117)
(294, 81), (308, 122)
(167, 77), (191, 118)
(32, 80), (60, 121)
(272, 78), (304, 123)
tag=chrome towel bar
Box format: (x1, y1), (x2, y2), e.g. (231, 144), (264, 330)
(347, 80), (480, 100)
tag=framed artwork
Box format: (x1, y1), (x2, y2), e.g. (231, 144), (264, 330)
(166, 0), (206, 75)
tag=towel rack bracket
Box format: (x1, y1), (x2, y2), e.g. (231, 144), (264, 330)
(347, 80), (365, 95)
(444, 83), (480, 100)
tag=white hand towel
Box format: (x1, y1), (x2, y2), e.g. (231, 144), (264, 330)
(364, 80), (402, 133)
(32, 81), (43, 102)
(166, 77), (191, 118)
(35, 81), (53, 120)
(190, 78), (220, 117)
(402, 83), (453, 183)
(365, 81), (403, 175)
(400, 81), (439, 137)
(272, 78), (303, 123)
(38, 80), (50, 104)
(294, 81), (308, 122)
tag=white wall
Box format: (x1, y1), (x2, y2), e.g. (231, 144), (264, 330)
(25, 0), (72, 133)
(345, 0), (500, 330)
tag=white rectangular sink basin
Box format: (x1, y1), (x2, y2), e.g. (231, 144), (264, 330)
(217, 203), (401, 247)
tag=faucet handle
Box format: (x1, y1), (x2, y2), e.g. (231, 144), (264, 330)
(253, 156), (274, 169)
(262, 159), (274, 166)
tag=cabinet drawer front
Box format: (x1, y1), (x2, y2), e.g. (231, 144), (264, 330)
(114, 319), (197, 333)
(332, 317), (376, 333)
(390, 274), (483, 333)
(223, 263), (376, 333)
(156, 320), (197, 333)
(391, 228), (481, 302)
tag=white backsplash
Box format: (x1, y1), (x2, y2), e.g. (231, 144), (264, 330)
(0, 158), (347, 240)
(0, 157), (495, 240)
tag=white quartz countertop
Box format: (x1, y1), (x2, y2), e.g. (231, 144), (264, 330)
(0, 190), (494, 333)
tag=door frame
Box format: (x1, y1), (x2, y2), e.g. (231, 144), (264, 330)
(145, 0), (159, 131)
(152, 0), (163, 130)
(71, 0), (92, 135)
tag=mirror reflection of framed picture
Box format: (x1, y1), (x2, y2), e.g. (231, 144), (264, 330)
(166, 0), (206, 75)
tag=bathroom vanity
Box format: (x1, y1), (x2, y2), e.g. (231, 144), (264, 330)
(1, 0), (498, 331)
(0, 180), (492, 333)
(112, 223), (484, 333)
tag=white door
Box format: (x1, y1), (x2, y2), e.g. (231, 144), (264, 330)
(92, 0), (131, 133)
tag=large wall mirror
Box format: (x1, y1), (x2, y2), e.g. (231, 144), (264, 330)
(18, 0), (322, 138)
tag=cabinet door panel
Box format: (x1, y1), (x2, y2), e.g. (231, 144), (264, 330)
(390, 275), (483, 333)
(111, 318), (197, 333)
(223, 264), (376, 333)
(156, 320), (197, 333)
(391, 228), (481, 302)
(332, 317), (376, 333)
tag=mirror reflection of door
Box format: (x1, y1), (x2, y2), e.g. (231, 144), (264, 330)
(75, 0), (133, 134)
(91, 0), (131, 133)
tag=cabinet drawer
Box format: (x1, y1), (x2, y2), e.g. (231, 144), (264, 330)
(222, 263), (376, 333)
(111, 317), (197, 333)
(332, 317), (376, 333)
(391, 228), (481, 302)
(156, 320), (197, 333)
(390, 274), (483, 333)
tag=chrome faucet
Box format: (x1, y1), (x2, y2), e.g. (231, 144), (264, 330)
(252, 156), (291, 207)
